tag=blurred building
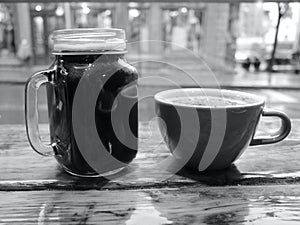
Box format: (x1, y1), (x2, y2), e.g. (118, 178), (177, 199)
(236, 3), (300, 68)
(239, 3), (300, 44)
(239, 3), (270, 38)
(0, 2), (239, 67)
(0, 4), (18, 65)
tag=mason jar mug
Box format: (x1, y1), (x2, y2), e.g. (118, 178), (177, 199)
(25, 28), (138, 177)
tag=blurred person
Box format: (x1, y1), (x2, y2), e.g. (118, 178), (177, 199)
(48, 33), (55, 62)
(0, 23), (4, 50)
(188, 10), (201, 54)
(103, 14), (112, 28)
(163, 15), (173, 52)
(5, 22), (15, 55)
(17, 39), (32, 66)
(129, 18), (140, 42)
(171, 15), (188, 50)
(253, 57), (261, 71)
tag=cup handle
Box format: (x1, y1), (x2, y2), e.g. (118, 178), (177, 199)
(250, 109), (291, 146)
(25, 66), (57, 156)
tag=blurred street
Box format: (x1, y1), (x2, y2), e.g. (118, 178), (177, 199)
(0, 61), (299, 124)
(0, 2), (300, 124)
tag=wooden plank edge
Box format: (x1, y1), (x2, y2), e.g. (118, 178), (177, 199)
(1, 176), (300, 191)
(0, 0), (296, 3)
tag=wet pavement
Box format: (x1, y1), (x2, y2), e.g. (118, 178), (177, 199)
(0, 62), (299, 124)
(1, 60), (300, 88)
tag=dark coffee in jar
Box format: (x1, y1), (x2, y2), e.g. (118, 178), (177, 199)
(48, 54), (138, 176)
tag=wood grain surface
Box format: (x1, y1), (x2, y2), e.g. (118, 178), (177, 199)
(0, 120), (299, 190)
(1, 185), (300, 224)
(0, 121), (299, 224)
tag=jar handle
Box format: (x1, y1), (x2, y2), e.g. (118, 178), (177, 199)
(25, 66), (57, 156)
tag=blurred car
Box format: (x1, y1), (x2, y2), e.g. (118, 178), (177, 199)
(236, 38), (300, 73)
(291, 50), (300, 74)
(264, 41), (297, 73)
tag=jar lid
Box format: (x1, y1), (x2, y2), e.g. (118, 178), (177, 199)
(52, 28), (126, 54)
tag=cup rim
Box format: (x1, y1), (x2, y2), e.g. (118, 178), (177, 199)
(154, 88), (265, 109)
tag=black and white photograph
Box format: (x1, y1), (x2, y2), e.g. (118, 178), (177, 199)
(0, 0), (299, 224)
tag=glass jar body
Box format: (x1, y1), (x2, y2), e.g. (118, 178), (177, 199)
(47, 53), (138, 176)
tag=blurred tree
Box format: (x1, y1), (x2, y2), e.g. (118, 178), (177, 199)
(267, 2), (290, 72)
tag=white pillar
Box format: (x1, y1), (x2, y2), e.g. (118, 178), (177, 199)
(293, 5), (300, 52)
(114, 3), (129, 31)
(202, 4), (230, 66)
(148, 4), (163, 54)
(64, 3), (72, 29)
(16, 3), (32, 49)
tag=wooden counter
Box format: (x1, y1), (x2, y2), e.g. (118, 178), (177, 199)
(0, 120), (299, 224)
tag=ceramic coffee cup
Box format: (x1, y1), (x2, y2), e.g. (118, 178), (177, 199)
(154, 88), (291, 171)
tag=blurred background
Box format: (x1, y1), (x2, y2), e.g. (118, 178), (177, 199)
(0, 1), (300, 124)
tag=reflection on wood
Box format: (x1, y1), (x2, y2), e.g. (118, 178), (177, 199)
(0, 185), (300, 224)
